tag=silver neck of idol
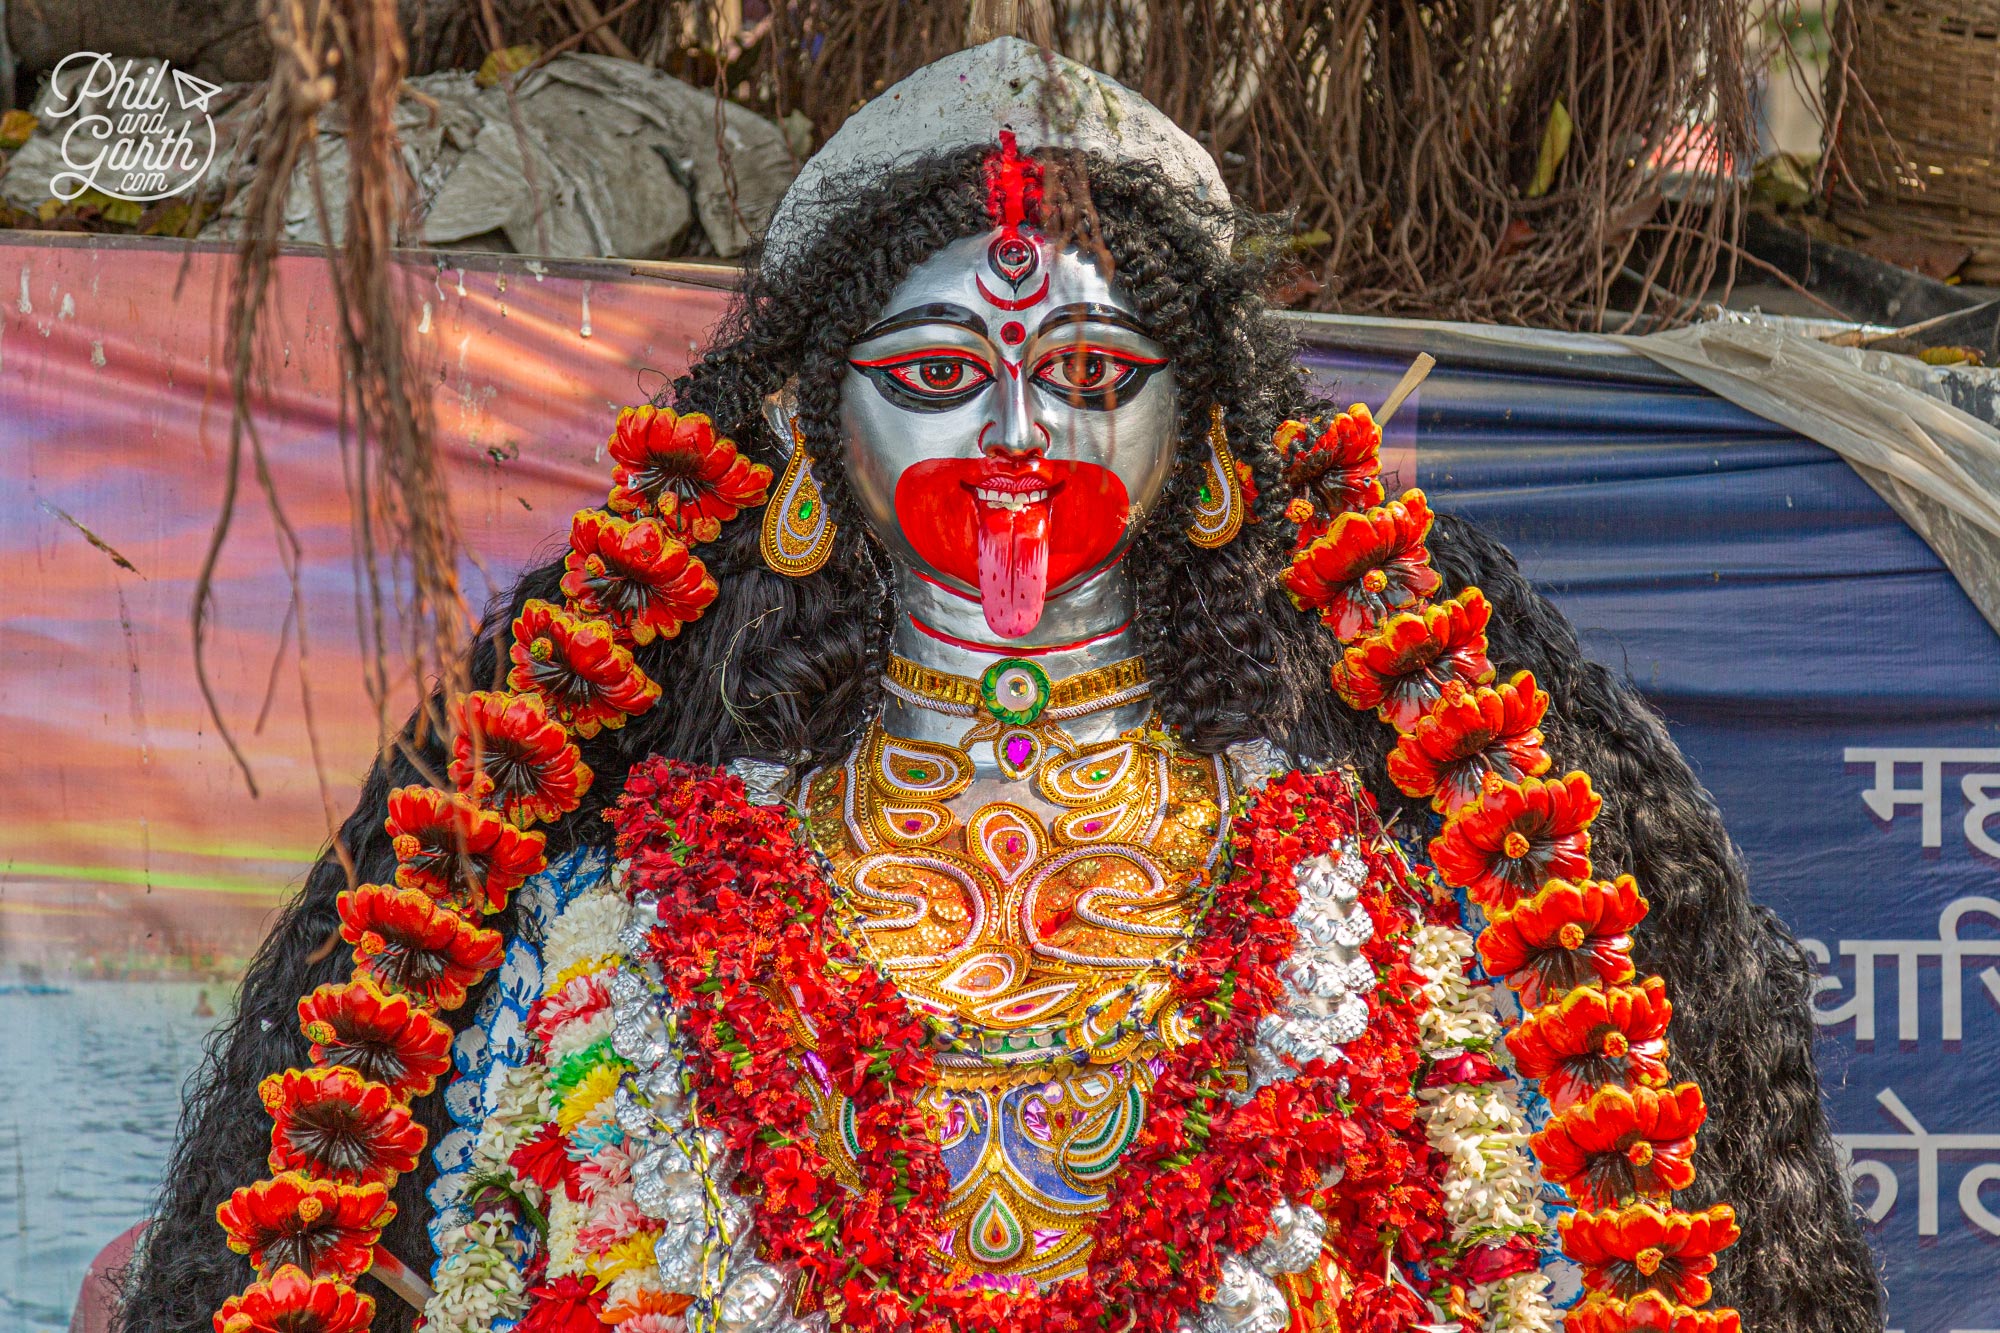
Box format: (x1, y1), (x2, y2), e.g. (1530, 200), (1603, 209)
(881, 556), (1154, 759)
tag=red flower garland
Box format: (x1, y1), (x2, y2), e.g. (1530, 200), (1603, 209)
(259, 1066), (427, 1185)
(606, 404), (775, 542)
(608, 759), (1448, 1333)
(1277, 406), (1387, 529)
(561, 510), (718, 644)
(449, 691), (594, 825)
(1279, 398), (1739, 1328)
(1508, 976), (1674, 1109)
(508, 598), (663, 739)
(216, 1174), (394, 1280)
(1386, 671), (1552, 814)
(213, 402), (746, 1326)
(1569, 1292), (1742, 1333)
(336, 883), (506, 1011)
(1477, 875), (1646, 1008)
(297, 979), (454, 1098)
(213, 1265), (376, 1333)
(1429, 772), (1601, 913)
(384, 785), (549, 914)
(1332, 587), (1496, 730)
(1534, 1084), (1706, 1207)
(1283, 491), (1442, 641)
(1562, 1204), (1741, 1306)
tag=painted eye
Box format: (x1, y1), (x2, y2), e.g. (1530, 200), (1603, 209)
(851, 351), (994, 406)
(1058, 352), (1109, 388)
(913, 360), (970, 391)
(1034, 348), (1141, 396)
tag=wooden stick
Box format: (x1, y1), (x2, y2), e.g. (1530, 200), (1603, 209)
(1823, 300), (1999, 349)
(522, 0), (645, 79)
(371, 1243), (436, 1311)
(1374, 353), (1436, 429)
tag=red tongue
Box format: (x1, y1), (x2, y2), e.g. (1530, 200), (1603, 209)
(975, 498), (1052, 638)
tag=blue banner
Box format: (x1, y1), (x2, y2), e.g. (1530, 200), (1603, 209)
(1301, 323), (2000, 1333)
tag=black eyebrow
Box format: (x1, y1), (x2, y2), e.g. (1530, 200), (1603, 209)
(1034, 303), (1154, 338)
(854, 303), (988, 342)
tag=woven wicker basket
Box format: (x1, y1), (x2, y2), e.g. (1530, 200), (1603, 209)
(1835, 0), (2000, 283)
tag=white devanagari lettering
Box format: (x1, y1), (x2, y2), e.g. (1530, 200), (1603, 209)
(1802, 897), (2000, 1041)
(1836, 1088), (2000, 1237)
(1964, 773), (2000, 859)
(1845, 747), (2000, 852)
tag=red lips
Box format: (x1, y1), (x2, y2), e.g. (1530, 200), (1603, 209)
(894, 457), (1130, 638)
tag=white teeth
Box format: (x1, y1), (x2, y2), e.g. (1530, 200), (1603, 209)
(974, 488), (1048, 511)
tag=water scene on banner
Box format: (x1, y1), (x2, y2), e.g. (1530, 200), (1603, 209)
(0, 985), (227, 1333)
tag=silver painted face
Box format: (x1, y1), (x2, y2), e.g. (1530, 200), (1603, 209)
(839, 229), (1178, 639)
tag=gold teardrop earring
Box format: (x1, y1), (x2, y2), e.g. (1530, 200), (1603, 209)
(760, 419), (838, 577)
(1186, 403), (1247, 549)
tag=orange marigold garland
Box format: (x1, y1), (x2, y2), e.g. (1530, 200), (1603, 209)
(210, 407), (749, 1330)
(605, 403), (774, 540)
(384, 786), (548, 913)
(214, 1264), (376, 1333)
(1280, 399), (1739, 1330)
(1430, 772), (1601, 913)
(1332, 587), (1496, 729)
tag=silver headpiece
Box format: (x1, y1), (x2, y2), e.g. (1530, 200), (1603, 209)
(761, 37), (1232, 267)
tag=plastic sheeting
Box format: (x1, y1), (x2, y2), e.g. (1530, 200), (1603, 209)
(1634, 321), (2000, 635)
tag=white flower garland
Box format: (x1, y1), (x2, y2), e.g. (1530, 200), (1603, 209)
(1407, 922), (1556, 1333)
(425, 869), (671, 1329)
(427, 1217), (530, 1333)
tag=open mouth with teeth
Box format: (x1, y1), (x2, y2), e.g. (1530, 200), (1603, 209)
(895, 458), (1129, 638)
(971, 485), (1054, 511)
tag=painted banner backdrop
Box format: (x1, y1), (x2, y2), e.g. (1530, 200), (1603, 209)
(0, 237), (1995, 1331)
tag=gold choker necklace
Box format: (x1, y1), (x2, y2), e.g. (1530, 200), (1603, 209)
(884, 653), (1149, 724)
(882, 653), (1151, 780)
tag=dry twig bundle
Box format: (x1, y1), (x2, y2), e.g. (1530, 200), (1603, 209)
(401, 0), (1749, 326)
(209, 0), (470, 818)
(420, 1), (1743, 327)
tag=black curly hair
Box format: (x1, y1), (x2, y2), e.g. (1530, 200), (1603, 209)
(118, 146), (1882, 1333)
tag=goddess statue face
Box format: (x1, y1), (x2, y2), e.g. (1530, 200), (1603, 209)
(840, 228), (1179, 640)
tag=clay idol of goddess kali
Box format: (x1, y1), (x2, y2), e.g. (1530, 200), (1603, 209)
(125, 38), (1882, 1333)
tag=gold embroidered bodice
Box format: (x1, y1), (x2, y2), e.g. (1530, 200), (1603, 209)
(797, 718), (1234, 1285)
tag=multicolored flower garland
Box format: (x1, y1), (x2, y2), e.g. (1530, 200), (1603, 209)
(211, 406), (769, 1333)
(1280, 404), (1743, 1333)
(605, 758), (1453, 1333)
